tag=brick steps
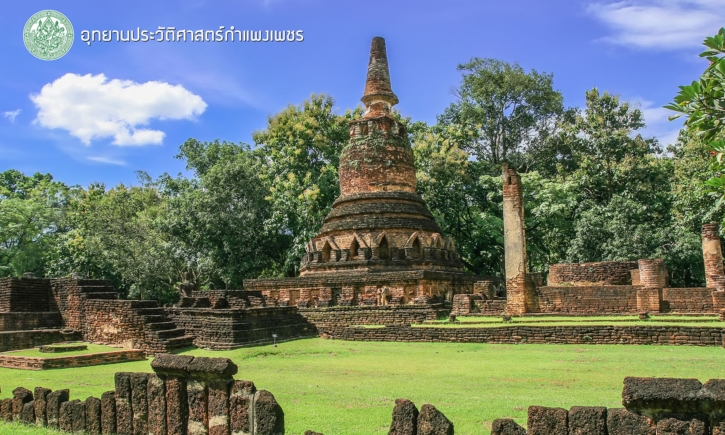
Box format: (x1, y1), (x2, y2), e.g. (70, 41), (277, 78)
(83, 292), (118, 300)
(161, 334), (195, 349)
(146, 321), (177, 331)
(153, 328), (186, 339)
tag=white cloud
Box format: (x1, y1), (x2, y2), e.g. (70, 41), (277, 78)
(87, 156), (127, 166)
(3, 109), (21, 123)
(30, 73), (207, 146)
(587, 0), (725, 49)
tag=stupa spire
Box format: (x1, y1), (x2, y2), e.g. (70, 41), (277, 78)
(361, 37), (398, 117)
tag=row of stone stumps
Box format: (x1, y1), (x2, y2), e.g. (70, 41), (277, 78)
(0, 354), (284, 435)
(492, 377), (725, 435)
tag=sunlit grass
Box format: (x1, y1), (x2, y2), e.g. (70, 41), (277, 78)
(0, 339), (723, 435)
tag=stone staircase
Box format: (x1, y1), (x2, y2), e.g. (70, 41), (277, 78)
(129, 302), (195, 354)
(75, 280), (120, 300)
(76, 282), (194, 354)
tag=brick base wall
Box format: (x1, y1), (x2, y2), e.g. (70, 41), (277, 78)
(299, 306), (444, 335)
(332, 324), (724, 346)
(0, 330), (81, 352)
(0, 350), (145, 370)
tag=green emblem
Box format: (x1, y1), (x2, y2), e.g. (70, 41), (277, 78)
(23, 10), (74, 61)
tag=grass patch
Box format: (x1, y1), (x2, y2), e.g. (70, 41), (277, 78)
(2, 343), (127, 358)
(0, 339), (723, 434)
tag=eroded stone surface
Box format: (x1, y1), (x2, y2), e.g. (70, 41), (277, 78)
(46, 389), (69, 429)
(100, 391), (116, 435)
(568, 406), (606, 435)
(417, 404), (453, 435)
(33, 387), (51, 427)
(147, 374), (167, 435)
(490, 418), (526, 435)
(606, 408), (656, 435)
(86, 396), (101, 435)
(389, 398), (418, 435)
(254, 390), (284, 435)
(527, 406), (567, 435)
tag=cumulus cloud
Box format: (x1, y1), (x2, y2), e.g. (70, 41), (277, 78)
(587, 0), (725, 49)
(31, 73), (207, 146)
(3, 109), (21, 123)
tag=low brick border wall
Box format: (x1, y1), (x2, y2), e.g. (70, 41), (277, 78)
(0, 329), (81, 353)
(331, 324), (725, 346)
(0, 350), (146, 370)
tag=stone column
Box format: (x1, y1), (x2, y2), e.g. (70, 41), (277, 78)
(502, 164), (536, 315)
(703, 223), (725, 288)
(101, 391), (116, 435)
(147, 375), (167, 435)
(115, 372), (133, 435)
(637, 259), (666, 313)
(131, 373), (149, 435)
(34, 387), (51, 427)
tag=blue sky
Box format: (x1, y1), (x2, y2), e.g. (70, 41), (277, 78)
(0, 0), (721, 187)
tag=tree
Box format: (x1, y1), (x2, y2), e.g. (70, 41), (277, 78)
(438, 58), (564, 171)
(666, 28), (725, 202)
(559, 88), (662, 203)
(0, 170), (70, 277)
(253, 94), (361, 274)
(160, 139), (286, 288)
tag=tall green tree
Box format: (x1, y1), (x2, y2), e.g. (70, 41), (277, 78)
(253, 94), (361, 274)
(0, 170), (70, 277)
(438, 58), (564, 172)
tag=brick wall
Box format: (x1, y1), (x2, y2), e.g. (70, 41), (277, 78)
(0, 278), (52, 312)
(0, 350), (145, 370)
(299, 306), (443, 335)
(662, 288), (715, 313)
(166, 306), (316, 349)
(333, 324), (724, 346)
(536, 286), (639, 314)
(0, 312), (62, 331)
(548, 262), (638, 286)
(81, 300), (151, 350)
(0, 330), (80, 352)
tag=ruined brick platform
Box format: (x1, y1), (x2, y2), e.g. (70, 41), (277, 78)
(0, 349), (145, 370)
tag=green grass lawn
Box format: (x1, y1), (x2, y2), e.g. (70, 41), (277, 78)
(0, 339), (723, 434)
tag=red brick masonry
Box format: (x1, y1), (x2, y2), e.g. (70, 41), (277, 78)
(0, 349), (146, 370)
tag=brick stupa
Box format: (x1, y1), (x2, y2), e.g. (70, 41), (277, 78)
(245, 37), (476, 306)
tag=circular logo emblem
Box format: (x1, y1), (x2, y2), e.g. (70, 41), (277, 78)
(23, 10), (74, 61)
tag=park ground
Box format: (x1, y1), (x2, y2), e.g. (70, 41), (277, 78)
(0, 338), (724, 435)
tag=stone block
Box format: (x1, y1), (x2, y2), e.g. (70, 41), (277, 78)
(417, 404), (453, 435)
(72, 400), (86, 433)
(304, 431), (324, 435)
(152, 354), (195, 377)
(656, 417), (707, 435)
(188, 356), (238, 380)
(101, 391), (116, 435)
(208, 379), (230, 435)
(131, 373), (149, 435)
(704, 379), (725, 416)
(527, 406), (566, 435)
(34, 387), (51, 427)
(568, 406), (606, 435)
(622, 377), (703, 418)
(0, 399), (11, 421)
(230, 380), (256, 434)
(254, 390), (285, 435)
(86, 396), (101, 435)
(187, 379), (209, 435)
(388, 398), (418, 435)
(115, 372), (133, 435)
(12, 387), (33, 421)
(59, 400), (75, 432)
(20, 401), (34, 425)
(490, 418), (526, 435)
(606, 408), (656, 435)
(147, 374), (167, 435)
(165, 376), (189, 435)
(714, 419), (725, 435)
(46, 389), (69, 429)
